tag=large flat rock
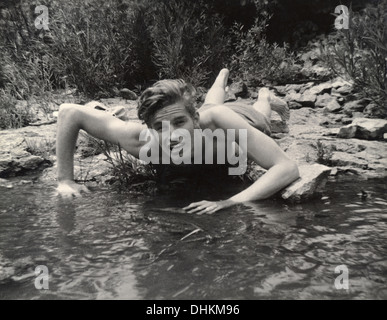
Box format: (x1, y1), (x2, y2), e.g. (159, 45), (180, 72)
(338, 118), (387, 140)
(0, 125), (57, 177)
(281, 164), (331, 202)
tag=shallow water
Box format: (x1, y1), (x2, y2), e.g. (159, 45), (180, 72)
(0, 176), (386, 300)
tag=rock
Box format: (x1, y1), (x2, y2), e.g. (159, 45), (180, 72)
(323, 100), (342, 113)
(301, 64), (331, 79)
(343, 100), (368, 116)
(352, 112), (365, 119)
(288, 101), (303, 109)
(330, 167), (338, 176)
(363, 103), (386, 118)
(285, 91), (302, 108)
(229, 81), (248, 98)
(330, 152), (369, 169)
(285, 84), (305, 93)
(297, 92), (317, 108)
(285, 88), (317, 107)
(0, 124), (56, 178)
(337, 118), (387, 140)
(341, 118), (353, 125)
(273, 86), (287, 96)
(0, 151), (46, 178)
(40, 153), (114, 183)
(333, 115), (344, 123)
(0, 178), (13, 188)
(384, 133), (387, 141)
(281, 164), (331, 202)
(315, 93), (336, 108)
(331, 79), (349, 89)
(120, 88), (138, 100)
(333, 84), (353, 95)
(322, 128), (340, 136)
(271, 120), (289, 134)
(308, 83), (333, 96)
(285, 90), (301, 102)
(298, 82), (315, 94)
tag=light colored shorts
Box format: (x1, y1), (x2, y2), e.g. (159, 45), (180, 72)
(198, 102), (272, 136)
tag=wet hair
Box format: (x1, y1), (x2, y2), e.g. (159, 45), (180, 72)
(137, 79), (197, 126)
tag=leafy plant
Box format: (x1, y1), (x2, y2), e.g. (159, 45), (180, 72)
(84, 134), (157, 190)
(24, 136), (55, 159)
(315, 140), (333, 166)
(230, 11), (300, 85)
(0, 89), (33, 129)
(148, 0), (231, 87)
(318, 2), (387, 116)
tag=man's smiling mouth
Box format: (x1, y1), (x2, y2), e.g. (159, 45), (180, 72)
(170, 141), (184, 151)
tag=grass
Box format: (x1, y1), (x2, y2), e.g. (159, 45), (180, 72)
(315, 140), (333, 166)
(24, 137), (56, 159)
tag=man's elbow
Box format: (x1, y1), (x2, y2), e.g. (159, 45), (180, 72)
(287, 161), (300, 183)
(58, 103), (77, 119)
(58, 103), (82, 127)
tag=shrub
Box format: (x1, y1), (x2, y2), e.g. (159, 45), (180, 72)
(314, 140), (333, 166)
(24, 136), (56, 159)
(318, 2), (387, 116)
(229, 1), (300, 86)
(0, 89), (33, 129)
(84, 134), (157, 190)
(148, 0), (231, 87)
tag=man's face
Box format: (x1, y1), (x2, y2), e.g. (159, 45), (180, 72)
(149, 102), (199, 156)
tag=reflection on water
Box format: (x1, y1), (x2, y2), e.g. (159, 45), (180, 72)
(0, 177), (386, 300)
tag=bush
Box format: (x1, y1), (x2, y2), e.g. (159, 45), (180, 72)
(229, 1), (300, 86)
(84, 134), (157, 190)
(0, 89), (33, 129)
(148, 0), (231, 87)
(318, 2), (387, 116)
(315, 140), (333, 166)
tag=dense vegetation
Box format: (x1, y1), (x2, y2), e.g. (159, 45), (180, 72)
(0, 0), (385, 129)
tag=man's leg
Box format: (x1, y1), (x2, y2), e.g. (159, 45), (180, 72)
(203, 68), (230, 105)
(252, 88), (272, 119)
(252, 88), (290, 121)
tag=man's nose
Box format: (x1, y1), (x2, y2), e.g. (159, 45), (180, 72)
(169, 124), (176, 133)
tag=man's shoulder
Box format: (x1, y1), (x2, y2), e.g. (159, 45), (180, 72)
(198, 104), (229, 130)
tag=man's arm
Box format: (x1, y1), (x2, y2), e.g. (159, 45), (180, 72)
(56, 103), (145, 197)
(184, 106), (299, 214)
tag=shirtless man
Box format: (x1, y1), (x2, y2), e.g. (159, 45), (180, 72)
(56, 68), (299, 214)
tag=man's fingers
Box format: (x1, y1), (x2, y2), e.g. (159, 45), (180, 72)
(188, 205), (218, 215)
(206, 207), (218, 214)
(186, 205), (206, 214)
(183, 201), (207, 211)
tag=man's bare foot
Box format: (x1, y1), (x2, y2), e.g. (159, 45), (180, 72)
(269, 91), (290, 122)
(216, 68), (230, 89)
(257, 88), (289, 121)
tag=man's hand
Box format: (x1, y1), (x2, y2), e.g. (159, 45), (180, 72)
(183, 199), (236, 215)
(57, 180), (90, 198)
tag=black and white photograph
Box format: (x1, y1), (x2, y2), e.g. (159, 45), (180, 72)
(0, 0), (386, 302)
